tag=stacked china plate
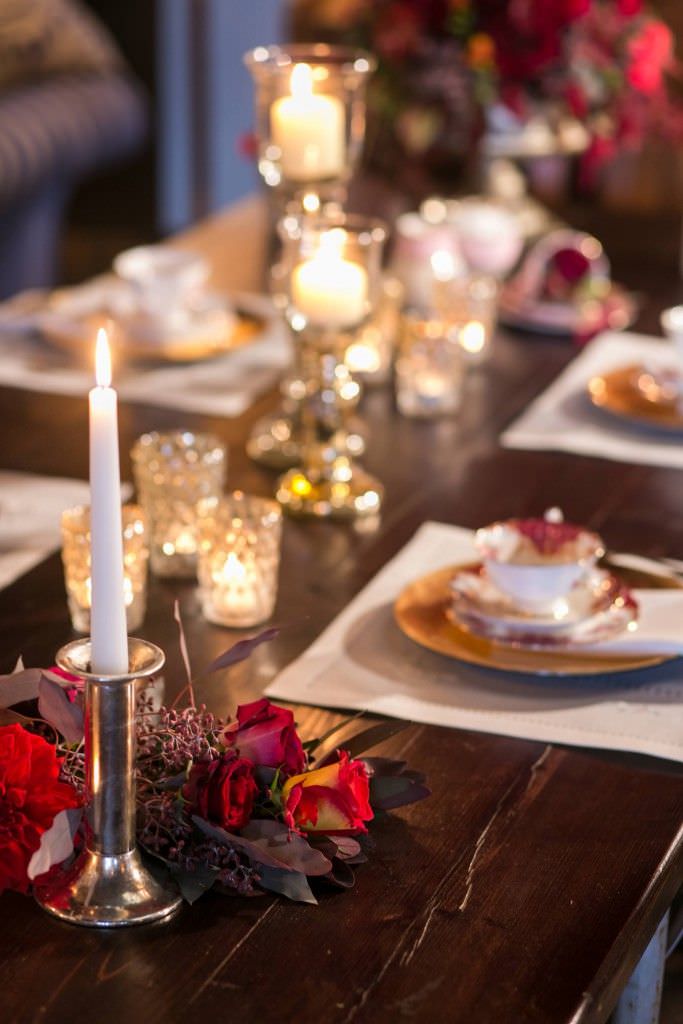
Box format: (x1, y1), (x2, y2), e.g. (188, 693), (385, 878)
(394, 509), (683, 677)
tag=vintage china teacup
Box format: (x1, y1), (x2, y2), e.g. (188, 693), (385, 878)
(474, 515), (604, 614)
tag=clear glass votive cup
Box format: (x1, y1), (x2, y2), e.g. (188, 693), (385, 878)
(395, 314), (464, 418)
(197, 492), (283, 628)
(61, 504), (149, 634)
(432, 273), (498, 364)
(131, 430), (227, 578)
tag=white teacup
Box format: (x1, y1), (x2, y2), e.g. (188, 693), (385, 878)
(113, 245), (210, 326)
(475, 517), (604, 614)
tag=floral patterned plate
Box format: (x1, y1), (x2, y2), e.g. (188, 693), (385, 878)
(449, 565), (635, 644)
(394, 563), (673, 677)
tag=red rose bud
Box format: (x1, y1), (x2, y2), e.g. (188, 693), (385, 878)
(183, 753), (257, 832)
(0, 724), (81, 894)
(281, 751), (374, 835)
(223, 699), (306, 776)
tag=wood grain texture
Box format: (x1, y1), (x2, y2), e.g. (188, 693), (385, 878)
(0, 201), (682, 1024)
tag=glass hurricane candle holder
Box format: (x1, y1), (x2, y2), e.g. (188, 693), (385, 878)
(273, 210), (387, 518)
(244, 44), (375, 205)
(131, 431), (226, 578)
(395, 314), (464, 418)
(344, 276), (404, 387)
(61, 504), (149, 633)
(432, 271), (499, 365)
(197, 493), (282, 628)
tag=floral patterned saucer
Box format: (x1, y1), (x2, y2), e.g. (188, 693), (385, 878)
(448, 565), (637, 648)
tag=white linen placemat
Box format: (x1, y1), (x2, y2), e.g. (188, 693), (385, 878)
(0, 471), (91, 591)
(0, 292), (290, 418)
(502, 331), (683, 469)
(266, 521), (683, 762)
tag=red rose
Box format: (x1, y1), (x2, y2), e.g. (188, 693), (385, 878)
(223, 699), (306, 776)
(183, 753), (257, 832)
(0, 724), (81, 894)
(281, 751), (374, 835)
(617, 0), (642, 16)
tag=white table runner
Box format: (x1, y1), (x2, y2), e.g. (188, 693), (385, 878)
(266, 522), (683, 763)
(0, 472), (91, 591)
(0, 292), (290, 419)
(502, 331), (683, 469)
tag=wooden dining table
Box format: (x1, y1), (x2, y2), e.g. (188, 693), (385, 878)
(1, 195), (682, 1024)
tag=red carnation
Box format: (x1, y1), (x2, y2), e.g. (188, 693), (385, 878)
(183, 753), (257, 832)
(0, 724), (81, 894)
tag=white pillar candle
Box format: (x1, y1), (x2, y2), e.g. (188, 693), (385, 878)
(292, 228), (368, 329)
(271, 63), (345, 182)
(89, 329), (129, 674)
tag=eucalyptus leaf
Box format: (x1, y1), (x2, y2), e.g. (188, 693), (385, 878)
(241, 819), (332, 876)
(169, 863), (219, 904)
(323, 859), (356, 890)
(258, 866), (317, 904)
(203, 627), (279, 676)
(38, 675), (84, 743)
(0, 667), (41, 709)
(370, 775), (431, 811)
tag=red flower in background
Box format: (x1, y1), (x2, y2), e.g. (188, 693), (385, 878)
(627, 20), (673, 95)
(223, 699), (306, 776)
(183, 753), (257, 832)
(0, 725), (80, 894)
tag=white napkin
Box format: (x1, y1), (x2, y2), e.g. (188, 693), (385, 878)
(0, 472), (91, 590)
(502, 331), (683, 469)
(266, 522), (683, 763)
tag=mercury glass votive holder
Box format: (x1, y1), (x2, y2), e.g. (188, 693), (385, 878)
(131, 431), (227, 578)
(197, 493), (282, 628)
(61, 504), (149, 633)
(395, 314), (464, 418)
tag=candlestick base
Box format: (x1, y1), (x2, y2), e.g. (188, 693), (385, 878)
(275, 457), (383, 519)
(34, 637), (182, 928)
(35, 849), (182, 928)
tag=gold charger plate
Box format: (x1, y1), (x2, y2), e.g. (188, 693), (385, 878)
(41, 305), (264, 364)
(394, 563), (677, 677)
(588, 363), (683, 433)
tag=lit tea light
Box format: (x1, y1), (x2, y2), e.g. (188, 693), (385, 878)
(460, 320), (488, 362)
(271, 63), (345, 182)
(345, 334), (382, 376)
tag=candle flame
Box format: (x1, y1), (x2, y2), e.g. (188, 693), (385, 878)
(431, 249), (456, 282)
(290, 62), (313, 100)
(319, 227), (347, 256)
(95, 328), (112, 387)
(461, 320), (486, 354)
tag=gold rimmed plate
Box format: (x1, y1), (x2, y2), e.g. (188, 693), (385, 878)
(40, 296), (265, 365)
(394, 563), (678, 677)
(588, 363), (683, 433)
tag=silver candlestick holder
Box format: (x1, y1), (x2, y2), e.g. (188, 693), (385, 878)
(34, 637), (182, 927)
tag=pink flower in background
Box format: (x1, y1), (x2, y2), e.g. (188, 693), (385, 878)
(626, 20), (673, 95)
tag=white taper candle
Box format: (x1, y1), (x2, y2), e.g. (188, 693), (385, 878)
(89, 329), (129, 674)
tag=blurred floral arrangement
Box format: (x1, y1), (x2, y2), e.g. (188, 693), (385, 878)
(0, 627), (429, 905)
(292, 0), (683, 190)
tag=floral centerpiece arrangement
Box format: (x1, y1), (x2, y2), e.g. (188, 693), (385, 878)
(0, 628), (428, 905)
(292, 0), (682, 193)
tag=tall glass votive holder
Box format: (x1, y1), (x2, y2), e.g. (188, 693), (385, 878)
(395, 314), (464, 419)
(61, 504), (149, 633)
(244, 44), (375, 204)
(131, 431), (227, 578)
(197, 493), (282, 628)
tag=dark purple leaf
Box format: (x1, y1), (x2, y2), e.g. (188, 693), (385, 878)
(0, 667), (41, 709)
(169, 863), (218, 904)
(38, 675), (84, 743)
(204, 627), (280, 676)
(258, 866), (317, 904)
(322, 859), (356, 890)
(27, 807), (82, 880)
(370, 775), (431, 811)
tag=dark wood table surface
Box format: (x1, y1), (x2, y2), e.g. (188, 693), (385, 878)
(1, 203), (683, 1024)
